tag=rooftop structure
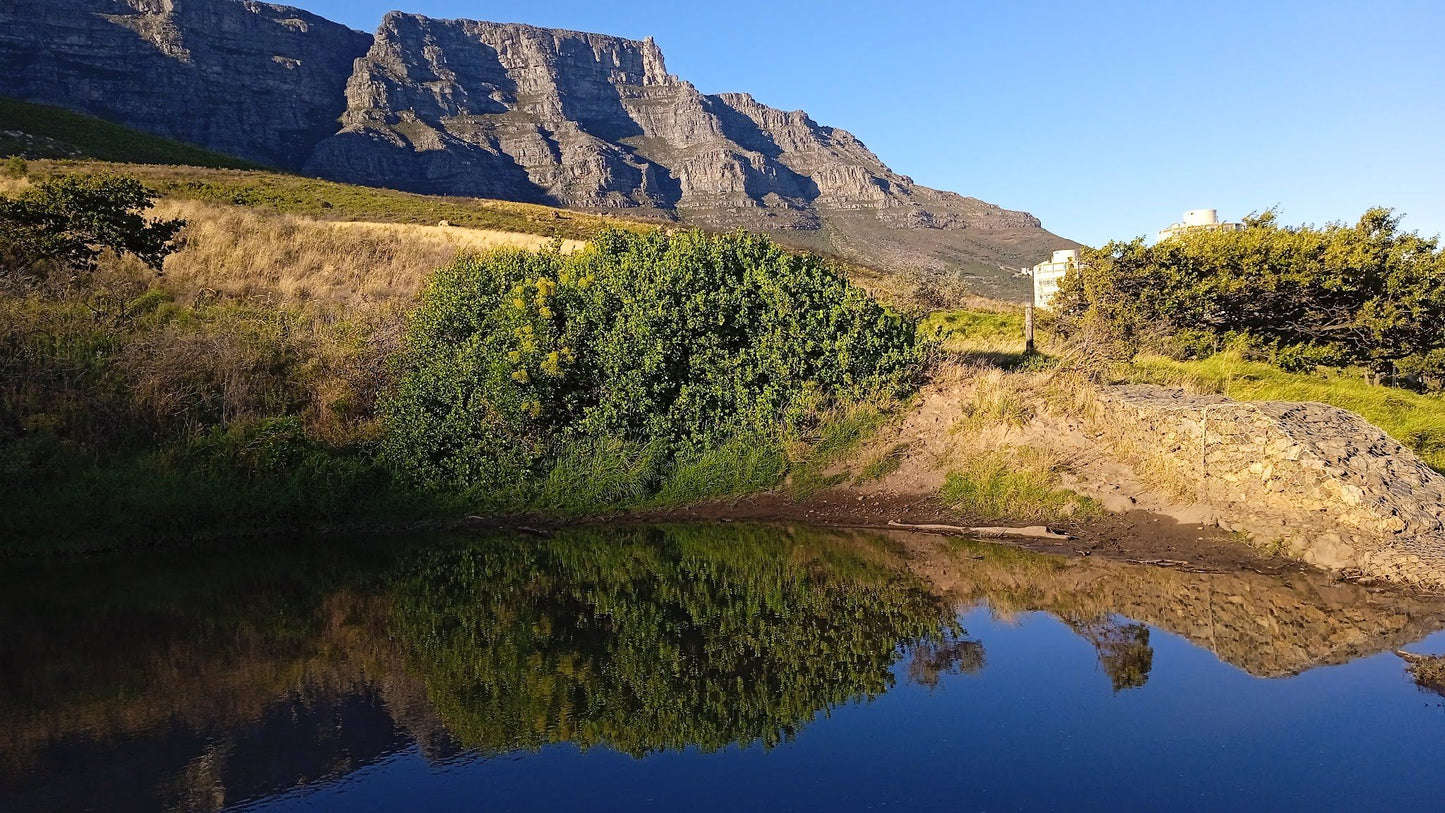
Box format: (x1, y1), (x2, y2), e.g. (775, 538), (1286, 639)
(1157, 209), (1244, 242)
(1032, 249), (1078, 310)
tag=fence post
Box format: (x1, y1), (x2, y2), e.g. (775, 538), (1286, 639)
(1024, 305), (1035, 355)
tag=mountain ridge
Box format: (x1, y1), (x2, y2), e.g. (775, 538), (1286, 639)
(0, 0), (1075, 298)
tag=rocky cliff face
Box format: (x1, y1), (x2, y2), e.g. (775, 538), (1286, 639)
(0, 1), (1073, 298)
(0, 0), (371, 170)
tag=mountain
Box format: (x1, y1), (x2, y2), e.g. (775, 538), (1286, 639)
(0, 0), (1074, 299)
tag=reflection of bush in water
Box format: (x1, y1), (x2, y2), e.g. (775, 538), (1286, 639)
(392, 524), (960, 756)
(908, 635), (986, 689)
(1400, 653), (1445, 698)
(1068, 616), (1154, 692)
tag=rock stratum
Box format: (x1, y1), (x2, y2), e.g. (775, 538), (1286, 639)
(0, 0), (1073, 298)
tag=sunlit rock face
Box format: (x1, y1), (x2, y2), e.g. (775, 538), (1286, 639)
(0, 1), (1074, 299)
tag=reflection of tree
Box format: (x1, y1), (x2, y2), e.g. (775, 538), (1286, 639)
(907, 634), (986, 689)
(1067, 616), (1154, 692)
(391, 524), (959, 756)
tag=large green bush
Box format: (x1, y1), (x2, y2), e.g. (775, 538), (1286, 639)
(1054, 209), (1445, 376)
(382, 229), (925, 499)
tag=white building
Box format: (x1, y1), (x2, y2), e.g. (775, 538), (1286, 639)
(1156, 209), (1244, 242)
(1031, 249), (1078, 310)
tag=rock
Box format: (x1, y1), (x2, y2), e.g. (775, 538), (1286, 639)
(1093, 385), (1445, 589)
(0, 0), (372, 170)
(0, 1), (1071, 298)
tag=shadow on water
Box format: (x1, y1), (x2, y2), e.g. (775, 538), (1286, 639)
(3, 523), (1445, 810)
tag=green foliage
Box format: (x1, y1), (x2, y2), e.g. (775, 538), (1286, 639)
(1055, 208), (1445, 372)
(0, 95), (258, 168)
(382, 230), (926, 508)
(0, 289), (451, 552)
(390, 524), (960, 755)
(920, 308), (1025, 354)
(0, 174), (184, 290)
(3, 155), (26, 178)
(1398, 349), (1445, 393)
(647, 432), (790, 508)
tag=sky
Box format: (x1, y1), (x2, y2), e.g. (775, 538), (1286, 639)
(297, 0), (1444, 247)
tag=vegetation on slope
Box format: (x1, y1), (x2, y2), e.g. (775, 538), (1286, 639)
(1055, 208), (1445, 380)
(22, 159), (655, 242)
(0, 96), (260, 169)
(0, 172), (929, 552)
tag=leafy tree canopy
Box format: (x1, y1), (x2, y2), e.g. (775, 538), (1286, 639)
(1054, 208), (1445, 371)
(0, 174), (184, 290)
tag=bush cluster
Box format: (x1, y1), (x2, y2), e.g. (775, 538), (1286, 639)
(1054, 209), (1445, 382)
(382, 229), (926, 500)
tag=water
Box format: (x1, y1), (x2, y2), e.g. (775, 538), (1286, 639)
(4, 523), (1445, 811)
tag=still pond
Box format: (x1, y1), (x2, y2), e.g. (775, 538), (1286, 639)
(3, 523), (1445, 811)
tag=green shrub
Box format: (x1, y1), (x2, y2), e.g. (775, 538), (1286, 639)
(0, 174), (184, 292)
(1055, 209), (1445, 373)
(382, 229), (926, 506)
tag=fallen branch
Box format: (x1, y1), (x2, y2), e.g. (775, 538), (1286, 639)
(887, 520), (1072, 541)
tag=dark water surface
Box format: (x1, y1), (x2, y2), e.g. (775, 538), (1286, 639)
(4, 523), (1445, 811)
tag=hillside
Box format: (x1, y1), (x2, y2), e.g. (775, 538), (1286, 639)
(0, 0), (1075, 300)
(0, 96), (258, 169)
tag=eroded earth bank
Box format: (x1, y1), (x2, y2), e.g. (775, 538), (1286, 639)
(654, 365), (1445, 592)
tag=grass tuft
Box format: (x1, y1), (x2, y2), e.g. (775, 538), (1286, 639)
(938, 448), (1099, 524)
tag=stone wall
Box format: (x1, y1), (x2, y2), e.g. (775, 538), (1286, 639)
(1093, 385), (1445, 589)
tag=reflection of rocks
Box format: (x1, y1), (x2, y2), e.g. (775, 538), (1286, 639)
(899, 532), (1445, 677)
(1397, 651), (1445, 698)
(6, 525), (1445, 810)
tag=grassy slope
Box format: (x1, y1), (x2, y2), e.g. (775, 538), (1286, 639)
(1, 96), (663, 242)
(28, 160), (657, 243)
(0, 96), (261, 169)
(1129, 353), (1445, 471)
(926, 311), (1445, 475)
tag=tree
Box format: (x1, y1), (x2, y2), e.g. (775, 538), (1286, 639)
(0, 174), (184, 291)
(1055, 208), (1445, 373)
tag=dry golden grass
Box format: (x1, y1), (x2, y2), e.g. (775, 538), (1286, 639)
(145, 200), (585, 306)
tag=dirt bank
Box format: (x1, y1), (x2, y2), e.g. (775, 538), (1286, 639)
(642, 362), (1445, 590)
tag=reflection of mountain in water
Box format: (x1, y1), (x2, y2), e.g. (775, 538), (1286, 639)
(3, 525), (1444, 810)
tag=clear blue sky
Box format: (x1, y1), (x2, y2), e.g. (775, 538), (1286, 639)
(299, 0), (1443, 247)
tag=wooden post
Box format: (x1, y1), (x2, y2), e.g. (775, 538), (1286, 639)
(1024, 304), (1035, 355)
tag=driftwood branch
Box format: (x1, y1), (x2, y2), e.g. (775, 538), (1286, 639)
(887, 520), (1071, 541)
